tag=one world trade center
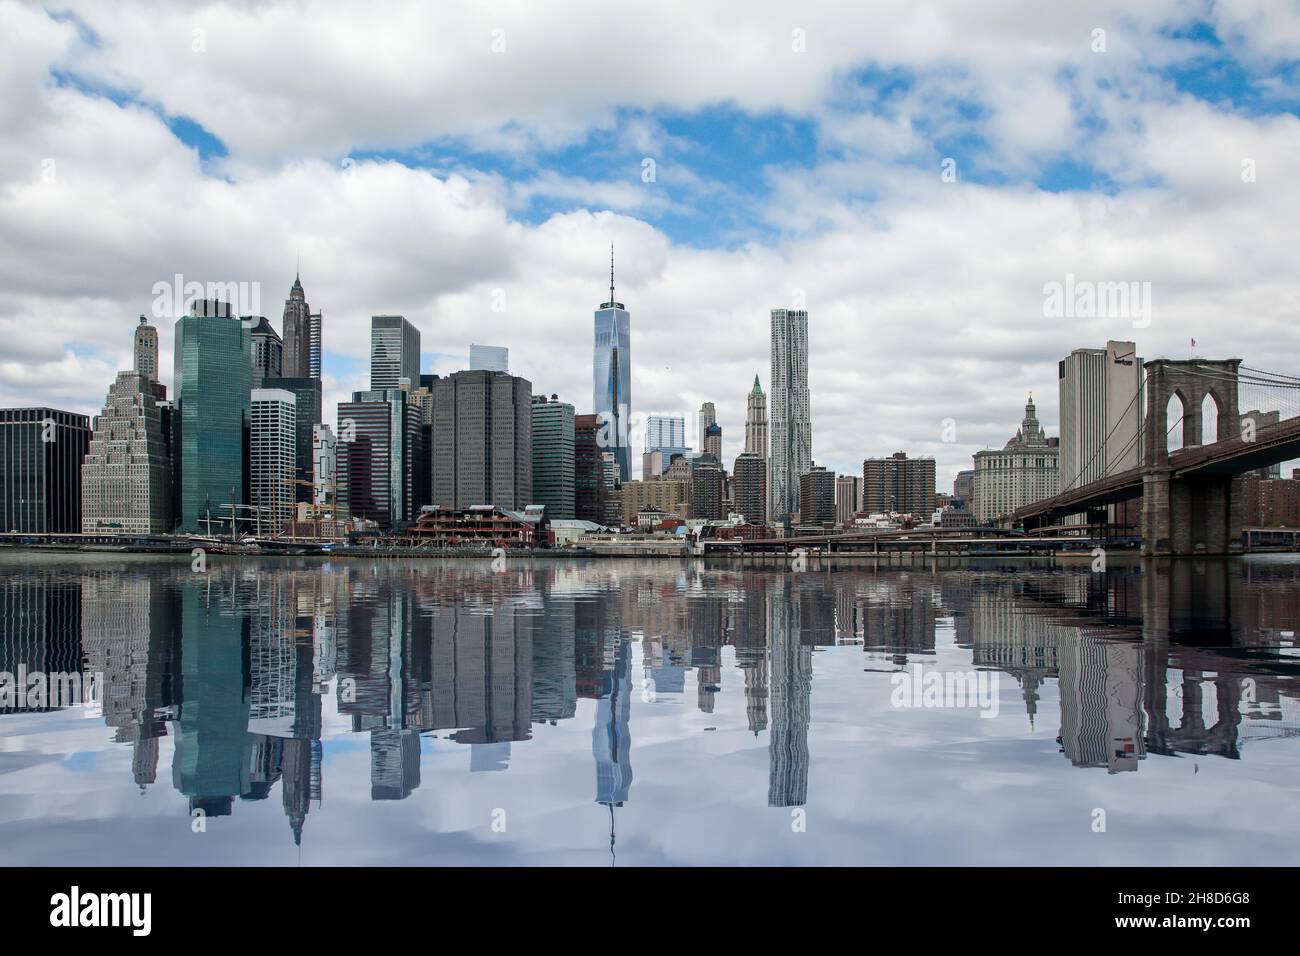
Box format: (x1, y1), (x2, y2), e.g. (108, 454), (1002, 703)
(593, 245), (631, 482)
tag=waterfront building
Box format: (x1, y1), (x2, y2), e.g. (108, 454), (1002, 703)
(531, 394), (575, 520)
(592, 248), (631, 482)
(81, 372), (171, 533)
(336, 388), (421, 527)
(134, 315), (159, 383)
(245, 316), (282, 388)
(281, 274), (314, 379)
(470, 344), (509, 372)
(312, 424), (336, 506)
(430, 370), (532, 511)
(250, 389), (297, 536)
(769, 308), (811, 520)
(862, 451), (935, 519)
(575, 414), (604, 524)
(621, 478), (690, 524)
(835, 474), (861, 526)
(370, 315), (421, 391)
(972, 396), (1059, 523)
(800, 464), (836, 526)
(173, 300), (250, 534)
(0, 407), (91, 534)
(733, 452), (767, 526)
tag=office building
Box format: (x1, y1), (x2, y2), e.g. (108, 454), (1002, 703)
(245, 316), (282, 388)
(953, 469), (974, 507)
(575, 414), (604, 524)
(134, 315), (159, 383)
(281, 274), (314, 379)
(799, 464), (836, 526)
(698, 402), (716, 454)
(621, 478), (690, 524)
(645, 414), (688, 475)
(769, 308), (811, 520)
(81, 371), (171, 534)
(470, 344), (509, 372)
(250, 389), (297, 535)
(745, 375), (768, 457)
(704, 422), (722, 461)
(733, 452), (767, 525)
(531, 394), (575, 520)
(592, 248), (631, 482)
(173, 300), (251, 534)
(692, 457), (724, 520)
(262, 376), (321, 503)
(312, 424), (336, 506)
(308, 311), (322, 379)
(835, 474), (861, 526)
(972, 396), (1059, 523)
(430, 370), (532, 510)
(1059, 340), (1144, 493)
(336, 388), (421, 527)
(642, 449), (664, 479)
(0, 407), (90, 534)
(862, 452), (935, 519)
(370, 315), (421, 391)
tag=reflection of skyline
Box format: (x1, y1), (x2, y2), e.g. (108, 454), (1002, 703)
(4, 557), (1299, 846)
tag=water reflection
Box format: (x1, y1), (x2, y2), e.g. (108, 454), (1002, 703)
(1, 556), (1298, 863)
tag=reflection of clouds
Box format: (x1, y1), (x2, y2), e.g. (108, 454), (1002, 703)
(1, 558), (1300, 863)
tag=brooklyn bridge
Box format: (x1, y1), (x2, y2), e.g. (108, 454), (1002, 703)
(1011, 358), (1300, 556)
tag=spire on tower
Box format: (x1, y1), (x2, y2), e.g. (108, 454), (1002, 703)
(609, 243), (615, 305)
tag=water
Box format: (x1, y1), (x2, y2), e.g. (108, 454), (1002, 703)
(0, 553), (1297, 867)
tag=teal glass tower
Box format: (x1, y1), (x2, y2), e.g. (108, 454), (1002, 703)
(173, 300), (251, 533)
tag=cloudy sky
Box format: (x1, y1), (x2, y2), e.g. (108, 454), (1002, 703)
(4, 0), (1300, 489)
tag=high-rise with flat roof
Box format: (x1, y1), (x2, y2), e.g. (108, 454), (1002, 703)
(81, 372), (172, 534)
(835, 474), (861, 526)
(531, 394), (575, 519)
(470, 344), (509, 372)
(370, 315), (421, 391)
(769, 309), (811, 520)
(800, 464), (836, 526)
(733, 452), (767, 525)
(336, 388), (421, 527)
(250, 389), (297, 535)
(0, 407), (90, 534)
(862, 452), (935, 519)
(173, 300), (250, 533)
(430, 370), (532, 510)
(262, 376), (321, 503)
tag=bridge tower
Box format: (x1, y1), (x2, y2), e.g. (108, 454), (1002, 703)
(1140, 358), (1244, 556)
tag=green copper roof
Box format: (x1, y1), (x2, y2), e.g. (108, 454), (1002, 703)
(751, 374), (762, 395)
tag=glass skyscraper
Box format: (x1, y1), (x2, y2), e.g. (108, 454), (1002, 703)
(769, 308), (811, 521)
(370, 315), (421, 391)
(592, 250), (631, 482)
(174, 301), (251, 534)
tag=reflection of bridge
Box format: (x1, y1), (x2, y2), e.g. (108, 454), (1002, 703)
(1013, 359), (1300, 555)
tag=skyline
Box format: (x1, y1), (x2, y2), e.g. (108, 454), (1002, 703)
(6, 2), (1300, 488)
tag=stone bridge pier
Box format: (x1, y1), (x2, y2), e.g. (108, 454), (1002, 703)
(1140, 359), (1245, 556)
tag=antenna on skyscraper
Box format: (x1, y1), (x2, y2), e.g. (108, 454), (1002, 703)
(609, 242), (615, 304)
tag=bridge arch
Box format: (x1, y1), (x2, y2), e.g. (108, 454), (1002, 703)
(1143, 359), (1241, 466)
(1201, 391), (1220, 444)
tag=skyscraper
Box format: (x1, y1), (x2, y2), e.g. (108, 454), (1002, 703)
(531, 394), (575, 519)
(0, 407), (90, 534)
(972, 396), (1059, 523)
(698, 402), (716, 454)
(733, 452), (767, 525)
(1059, 340), (1144, 493)
(834, 474), (861, 526)
(769, 308), (811, 521)
(81, 371), (172, 533)
(745, 375), (768, 457)
(173, 300), (251, 534)
(592, 247), (631, 482)
(575, 413), (604, 524)
(470, 344), (509, 372)
(862, 451), (935, 518)
(281, 274), (313, 379)
(336, 388), (421, 527)
(312, 424), (336, 506)
(261, 376), (321, 504)
(799, 464), (836, 526)
(134, 315), (159, 383)
(430, 370), (532, 510)
(245, 316), (282, 388)
(704, 421), (722, 461)
(308, 311), (322, 379)
(370, 315), (421, 391)
(249, 388), (297, 536)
